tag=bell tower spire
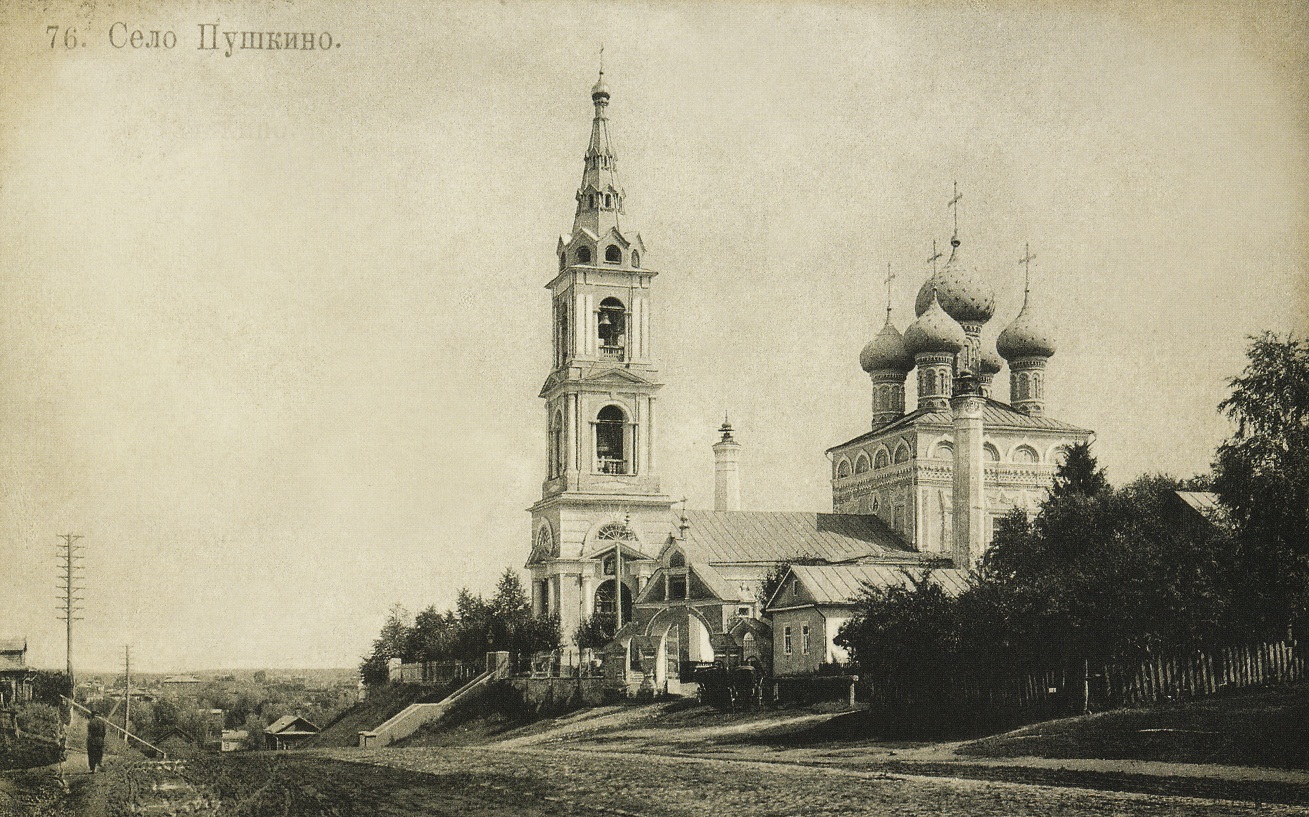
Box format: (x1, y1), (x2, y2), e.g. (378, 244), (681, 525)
(531, 69), (672, 656)
(573, 61), (624, 238)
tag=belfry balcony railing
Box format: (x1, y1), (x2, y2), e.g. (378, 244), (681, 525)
(599, 344), (625, 359)
(597, 458), (628, 475)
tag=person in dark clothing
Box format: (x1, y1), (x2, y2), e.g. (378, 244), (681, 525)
(86, 715), (106, 773)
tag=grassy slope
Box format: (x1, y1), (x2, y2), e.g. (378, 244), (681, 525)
(302, 684), (429, 748)
(960, 682), (1309, 770)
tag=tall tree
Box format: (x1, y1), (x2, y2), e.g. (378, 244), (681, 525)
(1214, 332), (1309, 638)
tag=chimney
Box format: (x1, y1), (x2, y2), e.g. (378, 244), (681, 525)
(712, 416), (741, 512)
(950, 374), (986, 569)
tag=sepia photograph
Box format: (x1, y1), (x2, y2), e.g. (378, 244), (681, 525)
(1, 0), (1307, 814)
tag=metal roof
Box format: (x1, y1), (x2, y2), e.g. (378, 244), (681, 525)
(677, 510), (918, 565)
(782, 564), (971, 606)
(0, 638), (27, 654)
(828, 398), (1091, 453)
(1175, 491), (1222, 515)
(265, 715), (320, 735)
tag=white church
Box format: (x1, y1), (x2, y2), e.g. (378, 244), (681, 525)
(525, 72), (1091, 690)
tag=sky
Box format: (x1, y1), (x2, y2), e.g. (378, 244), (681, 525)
(0, 0), (1305, 672)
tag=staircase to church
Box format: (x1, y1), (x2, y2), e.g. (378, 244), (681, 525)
(358, 652), (510, 748)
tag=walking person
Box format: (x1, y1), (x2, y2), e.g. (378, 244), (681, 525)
(86, 713), (106, 773)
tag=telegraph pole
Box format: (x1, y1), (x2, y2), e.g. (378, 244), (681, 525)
(56, 534), (85, 689)
(123, 645), (131, 744)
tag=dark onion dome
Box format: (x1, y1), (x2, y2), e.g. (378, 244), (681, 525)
(914, 244), (996, 324)
(904, 291), (967, 356)
(997, 291), (1057, 360)
(860, 317), (914, 373)
(980, 343), (1003, 375)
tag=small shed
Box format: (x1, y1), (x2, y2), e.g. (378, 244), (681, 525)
(264, 715), (320, 750)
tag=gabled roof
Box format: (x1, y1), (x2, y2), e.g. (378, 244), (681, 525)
(1173, 491), (1230, 527)
(767, 564), (970, 611)
(674, 510), (919, 565)
(265, 715), (320, 735)
(827, 398), (1091, 453)
(0, 638), (26, 654)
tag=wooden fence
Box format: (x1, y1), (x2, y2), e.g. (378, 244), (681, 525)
(1095, 640), (1305, 709)
(862, 640), (1304, 717)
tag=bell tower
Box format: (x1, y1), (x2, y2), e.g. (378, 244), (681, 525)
(528, 70), (671, 650)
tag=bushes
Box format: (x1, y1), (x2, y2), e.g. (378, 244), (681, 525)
(360, 569), (562, 685)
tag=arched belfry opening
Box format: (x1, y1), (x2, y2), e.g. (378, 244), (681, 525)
(594, 578), (634, 624)
(595, 405), (629, 474)
(598, 297), (626, 358)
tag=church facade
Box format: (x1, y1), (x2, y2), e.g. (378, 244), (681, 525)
(525, 72), (1093, 686)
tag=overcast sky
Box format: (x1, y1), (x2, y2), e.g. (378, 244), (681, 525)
(1, 0), (1305, 672)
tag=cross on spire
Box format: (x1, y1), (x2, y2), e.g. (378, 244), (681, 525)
(1019, 242), (1036, 294)
(884, 262), (895, 317)
(948, 181), (963, 247)
(599, 43), (604, 75)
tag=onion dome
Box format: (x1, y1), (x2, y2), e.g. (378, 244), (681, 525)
(860, 317), (913, 373)
(914, 241), (996, 324)
(591, 71), (610, 102)
(980, 343), (1003, 375)
(904, 291), (967, 356)
(997, 290), (1057, 360)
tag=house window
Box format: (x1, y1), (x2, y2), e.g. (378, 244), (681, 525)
(737, 606), (751, 617)
(801, 625), (811, 655)
(595, 406), (628, 474)
(597, 297), (626, 357)
(576, 246), (592, 264)
(605, 244), (622, 264)
(783, 626), (793, 655)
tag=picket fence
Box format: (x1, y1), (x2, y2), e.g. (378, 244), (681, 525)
(864, 640), (1304, 716)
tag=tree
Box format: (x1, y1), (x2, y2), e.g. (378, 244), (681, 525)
(1214, 332), (1309, 638)
(834, 571), (958, 705)
(359, 604), (412, 686)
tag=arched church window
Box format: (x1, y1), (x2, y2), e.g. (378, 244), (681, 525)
(893, 443), (911, 464)
(595, 406), (628, 474)
(597, 297), (626, 357)
(742, 632), (757, 660)
(631, 250), (639, 268)
(1053, 445), (1072, 465)
(874, 449), (890, 470)
(604, 193), (613, 208)
(933, 441), (953, 460)
(1013, 445), (1039, 464)
(836, 458), (852, 478)
(854, 453), (870, 474)
(576, 246), (592, 264)
(669, 549), (685, 568)
(589, 194), (596, 208)
(559, 252), (566, 271)
(983, 443), (1000, 462)
(550, 411), (564, 478)
(605, 244), (622, 264)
